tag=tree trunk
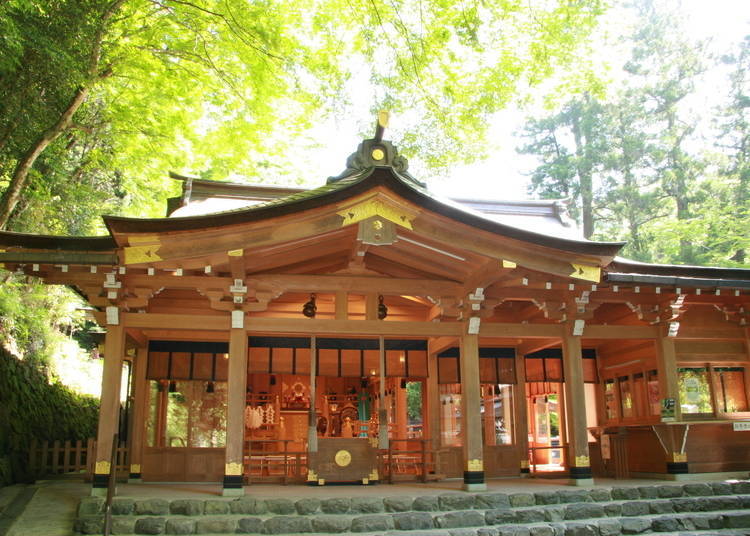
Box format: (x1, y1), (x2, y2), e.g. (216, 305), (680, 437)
(0, 84), (91, 229)
(570, 105), (594, 239)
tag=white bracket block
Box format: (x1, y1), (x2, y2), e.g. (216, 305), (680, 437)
(106, 306), (119, 325)
(147, 267), (155, 276)
(204, 265), (212, 274)
(32, 264), (39, 272)
(668, 322), (680, 337)
(468, 317), (481, 335)
(230, 279), (247, 294)
(231, 310), (244, 329)
(118, 266), (126, 275)
(90, 266), (97, 273)
(573, 319), (585, 336)
(107, 291), (118, 300)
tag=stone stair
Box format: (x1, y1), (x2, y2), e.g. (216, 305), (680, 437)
(73, 481), (750, 535)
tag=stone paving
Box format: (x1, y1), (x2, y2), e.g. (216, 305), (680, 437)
(3, 477), (750, 536)
(71, 480), (750, 535)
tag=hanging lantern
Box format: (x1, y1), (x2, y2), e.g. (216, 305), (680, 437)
(206, 381), (215, 393)
(378, 295), (388, 320)
(302, 294), (317, 318)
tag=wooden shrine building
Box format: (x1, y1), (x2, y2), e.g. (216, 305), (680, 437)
(1, 125), (750, 496)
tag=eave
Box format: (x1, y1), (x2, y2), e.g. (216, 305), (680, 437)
(103, 167), (624, 260)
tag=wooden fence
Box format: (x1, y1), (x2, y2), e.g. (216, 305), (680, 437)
(28, 439), (129, 478)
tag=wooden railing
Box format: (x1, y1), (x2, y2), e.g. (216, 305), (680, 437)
(379, 439), (445, 483)
(243, 439), (307, 484)
(28, 438), (128, 478)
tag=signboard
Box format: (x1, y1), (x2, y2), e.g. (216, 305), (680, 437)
(600, 434), (611, 460)
(661, 398), (676, 422)
(733, 421), (750, 431)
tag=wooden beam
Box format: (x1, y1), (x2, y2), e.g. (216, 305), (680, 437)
(561, 325), (592, 481)
(0, 251), (117, 265)
(224, 325), (248, 494)
(459, 333), (485, 489)
(250, 274), (462, 297)
(335, 291), (348, 320)
(411, 215), (605, 282)
(515, 338), (560, 356)
(478, 323), (563, 338)
(93, 324), (125, 483)
(582, 324), (658, 339)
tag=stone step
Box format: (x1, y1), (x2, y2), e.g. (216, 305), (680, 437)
(73, 481), (750, 535)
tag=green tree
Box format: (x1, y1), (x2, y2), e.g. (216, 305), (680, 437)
(518, 93), (606, 238)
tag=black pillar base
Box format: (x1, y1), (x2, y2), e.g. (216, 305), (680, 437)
(128, 472), (141, 480)
(92, 473), (108, 488)
(666, 462), (688, 474)
(463, 470), (485, 485)
(222, 475), (243, 489)
(520, 467), (530, 474)
(569, 466), (592, 479)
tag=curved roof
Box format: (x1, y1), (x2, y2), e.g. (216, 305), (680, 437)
(104, 166), (625, 258)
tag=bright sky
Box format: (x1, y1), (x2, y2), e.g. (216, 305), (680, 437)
(300, 0), (750, 202)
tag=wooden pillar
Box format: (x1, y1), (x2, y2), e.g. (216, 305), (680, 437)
(378, 336), (388, 449)
(128, 346), (148, 481)
(335, 292), (348, 320)
(92, 322), (125, 495)
(459, 333), (485, 490)
(307, 336), (317, 452)
(396, 378), (408, 441)
(655, 327), (687, 474)
(366, 293), (378, 321)
(426, 342), (441, 450)
(561, 327), (593, 485)
(514, 349), (530, 476)
(223, 323), (248, 496)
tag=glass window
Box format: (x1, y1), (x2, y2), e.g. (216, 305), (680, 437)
(647, 370), (660, 415)
(678, 367), (713, 414)
(146, 381), (160, 447)
(439, 384), (461, 446)
(604, 379), (617, 420)
(619, 376), (633, 418)
(148, 380), (227, 448)
(633, 373), (646, 417)
(481, 384), (513, 445)
(713, 367), (748, 413)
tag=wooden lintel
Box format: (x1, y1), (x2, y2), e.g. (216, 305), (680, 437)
(246, 317), (464, 337)
(125, 328), (148, 348)
(478, 323), (563, 338)
(122, 312), (230, 330)
(676, 326), (747, 341)
(427, 336), (457, 355)
(1, 251), (117, 265)
(250, 274), (461, 297)
(583, 324), (658, 339)
(515, 338), (560, 356)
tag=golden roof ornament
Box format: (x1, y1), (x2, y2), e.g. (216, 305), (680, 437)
(327, 111), (425, 187)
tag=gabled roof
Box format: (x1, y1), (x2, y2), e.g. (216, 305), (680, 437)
(105, 165), (624, 258)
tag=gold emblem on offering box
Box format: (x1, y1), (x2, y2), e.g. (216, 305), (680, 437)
(94, 461), (110, 474)
(467, 459), (483, 471)
(225, 462), (243, 475)
(334, 449), (352, 467)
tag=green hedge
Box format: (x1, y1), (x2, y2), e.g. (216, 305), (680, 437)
(0, 348), (99, 485)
